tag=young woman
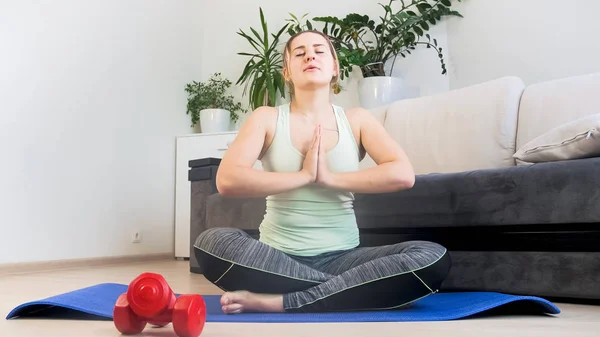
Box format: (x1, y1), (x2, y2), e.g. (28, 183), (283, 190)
(194, 30), (451, 314)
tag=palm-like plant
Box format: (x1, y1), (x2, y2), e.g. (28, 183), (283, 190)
(236, 7), (289, 110)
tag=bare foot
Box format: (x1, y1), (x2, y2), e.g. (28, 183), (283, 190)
(220, 290), (284, 314)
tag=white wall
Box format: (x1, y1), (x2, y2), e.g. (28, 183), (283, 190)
(446, 0), (600, 89)
(199, 0), (452, 113)
(0, 1), (200, 263)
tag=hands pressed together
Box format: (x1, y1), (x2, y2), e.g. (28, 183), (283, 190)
(301, 124), (334, 187)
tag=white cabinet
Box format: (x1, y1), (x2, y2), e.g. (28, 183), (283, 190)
(174, 131), (262, 258)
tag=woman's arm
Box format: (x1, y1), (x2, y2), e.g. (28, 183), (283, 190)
(318, 107), (415, 193)
(216, 107), (314, 198)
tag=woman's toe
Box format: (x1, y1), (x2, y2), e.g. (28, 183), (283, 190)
(223, 303), (243, 314)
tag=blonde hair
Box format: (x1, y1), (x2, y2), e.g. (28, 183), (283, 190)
(282, 30), (341, 97)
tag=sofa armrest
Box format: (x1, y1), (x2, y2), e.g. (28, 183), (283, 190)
(188, 156), (265, 232)
(188, 157), (265, 272)
(354, 157), (600, 229)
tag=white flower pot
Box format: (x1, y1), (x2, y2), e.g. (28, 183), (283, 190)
(357, 76), (405, 109)
(200, 108), (230, 133)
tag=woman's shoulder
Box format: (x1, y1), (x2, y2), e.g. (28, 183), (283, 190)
(337, 105), (372, 125)
(241, 105), (283, 140)
(250, 105), (280, 117)
(244, 105), (281, 125)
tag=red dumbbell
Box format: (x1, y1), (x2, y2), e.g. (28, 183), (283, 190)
(113, 272), (206, 337)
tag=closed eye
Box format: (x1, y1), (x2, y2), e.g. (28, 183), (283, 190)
(295, 51), (324, 57)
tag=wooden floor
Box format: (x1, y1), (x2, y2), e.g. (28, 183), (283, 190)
(1, 258), (599, 337)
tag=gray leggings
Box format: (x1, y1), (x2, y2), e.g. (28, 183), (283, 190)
(194, 227), (451, 312)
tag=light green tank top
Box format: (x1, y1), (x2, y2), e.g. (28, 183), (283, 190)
(258, 103), (361, 256)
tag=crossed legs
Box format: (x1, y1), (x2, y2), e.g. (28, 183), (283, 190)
(193, 227), (451, 313)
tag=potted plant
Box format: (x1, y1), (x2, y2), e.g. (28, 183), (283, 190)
(287, 0), (463, 107)
(185, 72), (245, 133)
(236, 7), (289, 110)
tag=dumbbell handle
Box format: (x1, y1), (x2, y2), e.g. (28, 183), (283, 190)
(145, 293), (177, 326)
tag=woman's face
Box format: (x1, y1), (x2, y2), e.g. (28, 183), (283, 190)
(285, 32), (338, 91)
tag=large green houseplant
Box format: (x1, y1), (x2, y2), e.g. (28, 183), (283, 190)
(236, 7), (289, 110)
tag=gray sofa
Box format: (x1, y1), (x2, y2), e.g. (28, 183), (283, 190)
(188, 156), (600, 301)
(187, 73), (600, 302)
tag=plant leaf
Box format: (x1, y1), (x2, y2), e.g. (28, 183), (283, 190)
(260, 7), (269, 51)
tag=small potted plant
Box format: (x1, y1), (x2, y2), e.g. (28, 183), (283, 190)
(185, 72), (245, 133)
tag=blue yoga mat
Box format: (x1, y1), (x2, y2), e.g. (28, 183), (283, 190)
(5, 283), (560, 322)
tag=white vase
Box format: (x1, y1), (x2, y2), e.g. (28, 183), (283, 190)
(357, 76), (405, 109)
(200, 108), (230, 133)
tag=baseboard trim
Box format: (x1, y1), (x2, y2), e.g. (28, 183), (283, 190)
(0, 253), (173, 276)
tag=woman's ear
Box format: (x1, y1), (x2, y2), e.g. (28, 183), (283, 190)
(332, 61), (340, 81)
(333, 59), (340, 78)
(283, 66), (290, 82)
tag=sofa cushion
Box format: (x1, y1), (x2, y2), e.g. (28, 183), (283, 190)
(516, 72), (600, 149)
(381, 76), (525, 174)
(353, 157), (600, 229)
(514, 113), (600, 163)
